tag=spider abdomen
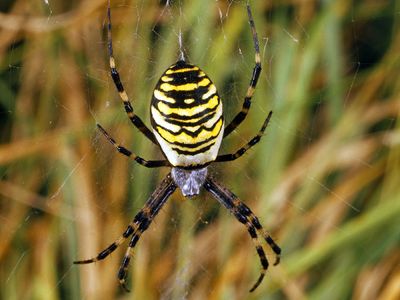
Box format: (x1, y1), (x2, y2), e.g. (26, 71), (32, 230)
(151, 60), (224, 168)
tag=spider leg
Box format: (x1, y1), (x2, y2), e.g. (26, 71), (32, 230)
(106, 0), (158, 145)
(74, 173), (177, 292)
(117, 218), (149, 292)
(97, 124), (169, 168)
(223, 4), (262, 138)
(203, 176), (280, 292)
(215, 111), (272, 163)
(116, 174), (177, 291)
(73, 223), (135, 264)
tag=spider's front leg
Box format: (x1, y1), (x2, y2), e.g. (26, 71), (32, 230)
(223, 4), (262, 138)
(106, 0), (158, 145)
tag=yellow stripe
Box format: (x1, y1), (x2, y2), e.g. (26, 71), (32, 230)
(156, 118), (223, 144)
(152, 106), (216, 125)
(161, 76), (173, 82)
(157, 95), (219, 117)
(160, 78), (210, 92)
(165, 66), (199, 74)
(184, 99), (195, 104)
(198, 78), (211, 86)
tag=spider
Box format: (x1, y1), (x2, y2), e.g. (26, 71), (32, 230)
(74, 0), (281, 293)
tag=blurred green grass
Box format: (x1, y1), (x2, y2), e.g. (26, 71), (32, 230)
(0, 0), (399, 299)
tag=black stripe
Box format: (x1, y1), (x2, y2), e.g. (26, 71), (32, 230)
(234, 212), (247, 224)
(171, 142), (215, 156)
(248, 226), (257, 238)
(238, 202), (251, 216)
(169, 60), (195, 70)
(118, 146), (132, 157)
(129, 234), (140, 247)
(118, 256), (131, 279)
(169, 135), (216, 149)
(153, 87), (215, 108)
(161, 110), (217, 127)
(111, 69), (123, 92)
(152, 97), (212, 109)
(159, 126), (222, 149)
(138, 217), (150, 232)
(162, 70), (204, 85)
(251, 217), (262, 230)
(152, 94), (217, 109)
(97, 243), (117, 260)
(265, 236), (281, 255)
(260, 256), (269, 269)
(156, 116), (223, 138)
(123, 226), (134, 237)
(152, 105), (218, 121)
(124, 102), (134, 113)
(250, 63), (261, 88)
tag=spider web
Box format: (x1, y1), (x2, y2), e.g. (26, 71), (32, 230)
(1, 0), (398, 299)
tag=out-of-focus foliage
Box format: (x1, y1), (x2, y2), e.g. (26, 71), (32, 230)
(0, 0), (399, 299)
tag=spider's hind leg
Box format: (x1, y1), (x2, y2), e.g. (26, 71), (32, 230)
(73, 217), (138, 265)
(204, 176), (280, 292)
(114, 174), (177, 291)
(74, 174), (177, 292)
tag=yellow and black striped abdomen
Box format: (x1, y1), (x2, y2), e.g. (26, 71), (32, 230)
(151, 61), (224, 168)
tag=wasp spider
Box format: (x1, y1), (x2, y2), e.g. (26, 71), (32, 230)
(74, 0), (281, 293)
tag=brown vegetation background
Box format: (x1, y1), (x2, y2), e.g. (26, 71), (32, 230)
(0, 0), (399, 299)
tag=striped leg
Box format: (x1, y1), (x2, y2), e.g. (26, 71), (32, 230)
(74, 174), (177, 292)
(116, 174), (177, 291)
(117, 219), (148, 292)
(223, 4), (262, 138)
(97, 124), (169, 168)
(216, 111), (272, 163)
(204, 176), (280, 292)
(106, 0), (157, 145)
(73, 217), (139, 265)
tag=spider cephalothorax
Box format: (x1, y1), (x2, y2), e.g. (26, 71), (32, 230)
(171, 167), (208, 197)
(74, 1), (281, 293)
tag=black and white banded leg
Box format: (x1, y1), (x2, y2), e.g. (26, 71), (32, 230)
(223, 5), (262, 138)
(74, 174), (177, 291)
(204, 176), (280, 292)
(96, 124), (169, 168)
(106, 0), (157, 145)
(216, 111), (272, 163)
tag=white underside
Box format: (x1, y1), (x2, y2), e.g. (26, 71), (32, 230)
(154, 127), (224, 167)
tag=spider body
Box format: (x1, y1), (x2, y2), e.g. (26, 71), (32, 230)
(75, 1), (281, 293)
(151, 61), (224, 168)
(151, 61), (223, 196)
